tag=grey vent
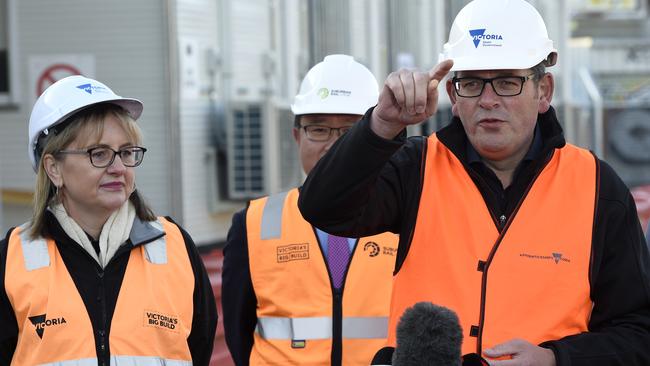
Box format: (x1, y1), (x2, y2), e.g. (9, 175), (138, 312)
(228, 104), (265, 199)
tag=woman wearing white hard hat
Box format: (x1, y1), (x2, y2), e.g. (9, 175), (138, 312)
(0, 75), (217, 365)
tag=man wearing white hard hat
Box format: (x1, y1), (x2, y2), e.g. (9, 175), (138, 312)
(0, 75), (217, 365)
(222, 55), (398, 366)
(300, 1), (650, 365)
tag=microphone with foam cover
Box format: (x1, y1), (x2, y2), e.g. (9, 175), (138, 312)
(370, 302), (489, 366)
(392, 302), (462, 366)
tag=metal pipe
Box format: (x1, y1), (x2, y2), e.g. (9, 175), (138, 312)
(578, 67), (604, 157)
(164, 0), (184, 223)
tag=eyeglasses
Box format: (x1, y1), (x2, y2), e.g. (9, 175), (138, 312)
(56, 146), (147, 168)
(452, 74), (536, 97)
(301, 125), (353, 142)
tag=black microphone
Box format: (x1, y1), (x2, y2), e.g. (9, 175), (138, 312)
(370, 346), (395, 365)
(370, 302), (489, 366)
(392, 302), (463, 366)
(370, 347), (488, 365)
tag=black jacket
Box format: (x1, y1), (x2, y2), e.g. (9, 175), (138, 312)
(222, 200), (388, 366)
(299, 107), (650, 365)
(0, 211), (218, 366)
(221, 207), (257, 366)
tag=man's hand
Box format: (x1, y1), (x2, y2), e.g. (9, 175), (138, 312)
(483, 339), (556, 366)
(370, 59), (453, 139)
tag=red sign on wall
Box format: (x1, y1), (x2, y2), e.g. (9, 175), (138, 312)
(36, 63), (82, 96)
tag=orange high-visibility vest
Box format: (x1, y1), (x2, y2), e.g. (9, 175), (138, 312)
(247, 188), (398, 365)
(388, 135), (595, 355)
(5, 217), (195, 365)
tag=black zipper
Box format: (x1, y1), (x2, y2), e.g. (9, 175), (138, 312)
(474, 150), (555, 353)
(67, 239), (135, 366)
(331, 290), (343, 366)
(97, 267), (108, 366)
(466, 168), (502, 228)
(64, 240), (110, 365)
(313, 228), (357, 366)
(48, 216), (161, 366)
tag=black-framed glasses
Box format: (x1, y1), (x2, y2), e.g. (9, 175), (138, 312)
(301, 125), (353, 142)
(56, 146), (147, 168)
(452, 74), (536, 97)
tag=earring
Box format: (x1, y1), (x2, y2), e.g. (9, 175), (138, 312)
(54, 185), (62, 202)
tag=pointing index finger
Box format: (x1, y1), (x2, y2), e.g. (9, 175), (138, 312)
(428, 59), (454, 83)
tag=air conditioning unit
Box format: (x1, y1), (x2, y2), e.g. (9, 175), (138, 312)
(604, 107), (650, 187)
(224, 102), (302, 200)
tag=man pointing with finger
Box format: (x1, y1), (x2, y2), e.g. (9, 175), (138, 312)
(299, 0), (650, 365)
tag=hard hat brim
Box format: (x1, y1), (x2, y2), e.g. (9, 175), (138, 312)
(442, 50), (558, 72)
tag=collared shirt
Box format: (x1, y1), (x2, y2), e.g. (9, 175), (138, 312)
(315, 228), (356, 253)
(466, 123), (543, 218)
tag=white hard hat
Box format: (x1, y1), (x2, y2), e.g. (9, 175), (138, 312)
(291, 54), (379, 116)
(28, 75), (143, 171)
(439, 0), (557, 71)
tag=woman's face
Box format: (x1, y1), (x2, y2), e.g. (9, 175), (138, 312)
(49, 115), (136, 222)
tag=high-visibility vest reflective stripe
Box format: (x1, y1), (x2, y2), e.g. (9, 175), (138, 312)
(13, 220), (171, 268)
(109, 218), (194, 361)
(247, 188), (398, 365)
(5, 217), (194, 365)
(16, 222), (50, 270)
(255, 316), (388, 340)
(388, 135), (595, 355)
(37, 355), (192, 366)
(7, 224), (96, 365)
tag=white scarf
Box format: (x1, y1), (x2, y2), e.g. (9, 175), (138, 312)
(51, 201), (136, 268)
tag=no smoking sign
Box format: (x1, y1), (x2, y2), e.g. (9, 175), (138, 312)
(28, 54), (95, 102)
(36, 63), (82, 96)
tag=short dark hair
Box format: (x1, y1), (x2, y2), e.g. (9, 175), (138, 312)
(530, 61), (547, 82)
(294, 115), (302, 128)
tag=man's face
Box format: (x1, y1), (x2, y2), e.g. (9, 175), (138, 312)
(293, 114), (362, 174)
(446, 69), (553, 164)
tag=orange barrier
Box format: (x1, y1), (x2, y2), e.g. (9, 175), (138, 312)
(200, 249), (235, 366)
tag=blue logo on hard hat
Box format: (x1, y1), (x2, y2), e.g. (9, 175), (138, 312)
(469, 28), (503, 48)
(469, 29), (486, 48)
(76, 83), (108, 95)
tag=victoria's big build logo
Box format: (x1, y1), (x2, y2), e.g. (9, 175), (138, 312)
(469, 28), (504, 48)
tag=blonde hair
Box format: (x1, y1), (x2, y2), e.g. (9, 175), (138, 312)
(30, 103), (155, 238)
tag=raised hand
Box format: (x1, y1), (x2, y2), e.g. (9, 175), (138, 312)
(370, 59), (453, 139)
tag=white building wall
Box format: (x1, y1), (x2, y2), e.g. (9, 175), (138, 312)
(229, 0), (273, 103)
(172, 0), (306, 244)
(349, 0), (371, 67)
(175, 0), (242, 244)
(0, 2), (5, 50)
(268, 0), (305, 191)
(0, 0), (172, 232)
(275, 0), (308, 103)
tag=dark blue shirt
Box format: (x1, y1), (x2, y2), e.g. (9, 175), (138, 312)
(466, 123), (543, 221)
